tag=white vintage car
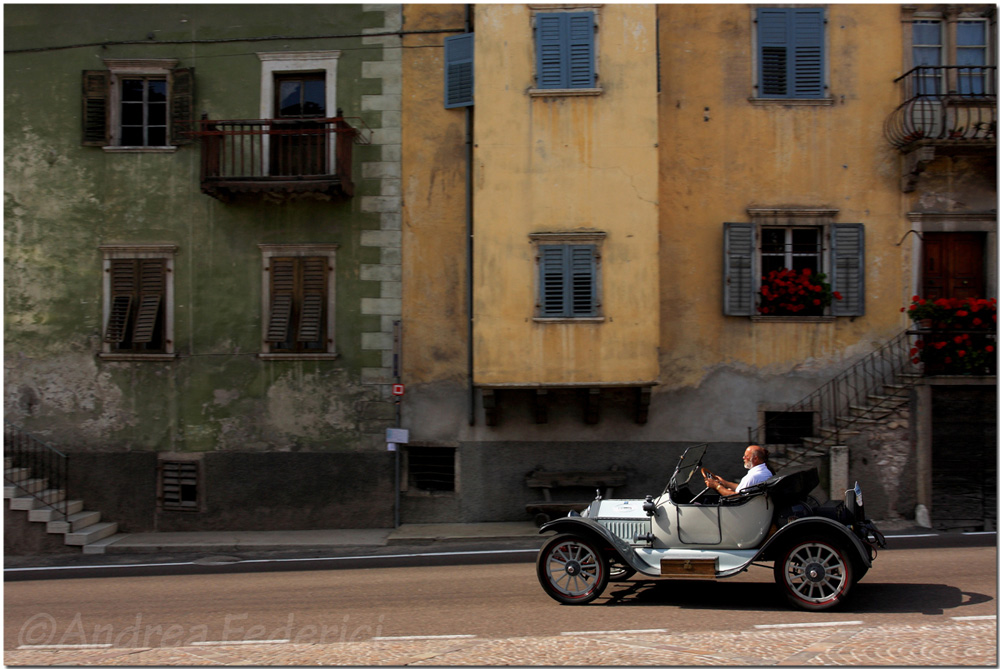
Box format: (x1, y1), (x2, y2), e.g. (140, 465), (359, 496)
(536, 444), (886, 611)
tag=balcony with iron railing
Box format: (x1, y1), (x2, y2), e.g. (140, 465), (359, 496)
(187, 115), (371, 202)
(885, 66), (997, 150)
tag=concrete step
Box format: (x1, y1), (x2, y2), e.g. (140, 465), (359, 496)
(5, 478), (48, 498)
(868, 393), (910, 408)
(28, 499), (85, 523)
(48, 510), (101, 535)
(82, 534), (126, 555)
(4, 467), (32, 484)
(65, 522), (118, 546)
(9, 489), (65, 511)
(849, 404), (895, 420)
(4, 456), (13, 470)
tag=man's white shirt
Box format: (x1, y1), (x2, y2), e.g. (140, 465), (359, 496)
(736, 463), (773, 492)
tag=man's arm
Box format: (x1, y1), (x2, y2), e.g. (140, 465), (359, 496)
(701, 468), (739, 496)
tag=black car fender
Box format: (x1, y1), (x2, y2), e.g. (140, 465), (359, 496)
(539, 516), (659, 577)
(752, 516), (873, 569)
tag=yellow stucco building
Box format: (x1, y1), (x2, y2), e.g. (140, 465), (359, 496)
(400, 4), (996, 529)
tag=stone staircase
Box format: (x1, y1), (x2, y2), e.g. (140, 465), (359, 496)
(4, 439), (121, 554)
(756, 330), (920, 480)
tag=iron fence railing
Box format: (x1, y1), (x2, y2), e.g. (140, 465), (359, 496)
(750, 329), (921, 470)
(885, 66), (997, 148)
(4, 420), (70, 518)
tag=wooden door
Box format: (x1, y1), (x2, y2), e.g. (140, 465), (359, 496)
(922, 232), (986, 300)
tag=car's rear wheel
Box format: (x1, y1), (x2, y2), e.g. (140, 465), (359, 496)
(774, 538), (852, 611)
(537, 534), (609, 604)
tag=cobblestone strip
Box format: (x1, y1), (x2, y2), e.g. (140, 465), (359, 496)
(5, 620), (995, 666)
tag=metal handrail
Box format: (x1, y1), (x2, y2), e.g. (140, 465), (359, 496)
(4, 419), (70, 518)
(885, 66), (997, 148)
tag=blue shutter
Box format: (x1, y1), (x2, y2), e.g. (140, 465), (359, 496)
(830, 224), (864, 317)
(540, 245), (568, 316)
(757, 7), (825, 98)
(444, 33), (474, 108)
(724, 223), (756, 316)
(536, 12), (594, 89)
(569, 245), (597, 316)
(566, 13), (595, 88)
(537, 14), (567, 88)
(757, 8), (790, 97)
(791, 8), (825, 98)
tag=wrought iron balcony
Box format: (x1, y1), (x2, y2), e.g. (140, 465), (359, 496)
(885, 66), (996, 150)
(187, 116), (370, 202)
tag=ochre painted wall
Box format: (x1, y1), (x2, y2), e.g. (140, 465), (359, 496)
(472, 4), (660, 386)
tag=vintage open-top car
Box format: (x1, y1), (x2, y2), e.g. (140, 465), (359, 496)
(536, 444), (886, 610)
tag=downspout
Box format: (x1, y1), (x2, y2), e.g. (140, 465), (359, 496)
(465, 3), (476, 426)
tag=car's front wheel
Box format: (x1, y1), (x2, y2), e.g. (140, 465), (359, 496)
(537, 533), (609, 605)
(774, 538), (853, 611)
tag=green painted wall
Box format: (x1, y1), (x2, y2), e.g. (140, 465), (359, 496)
(5, 5), (400, 455)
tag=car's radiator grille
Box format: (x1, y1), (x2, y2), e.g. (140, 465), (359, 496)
(598, 519), (650, 544)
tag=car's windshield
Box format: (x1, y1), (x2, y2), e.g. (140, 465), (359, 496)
(667, 443), (708, 494)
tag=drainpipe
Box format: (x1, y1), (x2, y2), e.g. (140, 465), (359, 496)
(464, 3), (475, 426)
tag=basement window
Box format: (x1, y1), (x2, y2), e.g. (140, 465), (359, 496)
(407, 446), (456, 493)
(159, 460), (200, 511)
(763, 411), (815, 445)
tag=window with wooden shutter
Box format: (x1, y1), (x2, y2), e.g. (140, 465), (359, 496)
(535, 12), (595, 90)
(266, 256), (328, 353)
(723, 223), (756, 316)
(160, 460), (200, 511)
(85, 60), (193, 148)
(537, 244), (599, 318)
(444, 33), (474, 108)
(756, 7), (826, 99)
(104, 258), (166, 351)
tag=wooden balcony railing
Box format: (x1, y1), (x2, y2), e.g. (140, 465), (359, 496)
(885, 66), (997, 149)
(186, 117), (369, 202)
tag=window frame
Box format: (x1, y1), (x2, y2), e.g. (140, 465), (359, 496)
(99, 244), (177, 360)
(530, 231), (605, 322)
(528, 6), (602, 97)
(751, 6), (833, 105)
(903, 9), (995, 83)
(259, 244), (339, 360)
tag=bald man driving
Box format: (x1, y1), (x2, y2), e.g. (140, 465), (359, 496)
(701, 445), (773, 497)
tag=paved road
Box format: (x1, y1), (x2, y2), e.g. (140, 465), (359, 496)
(4, 543), (996, 665)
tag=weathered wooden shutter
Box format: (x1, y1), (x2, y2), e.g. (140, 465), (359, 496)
(131, 259), (165, 344)
(540, 245), (568, 316)
(296, 257), (326, 342)
(105, 260), (136, 343)
(169, 67), (195, 145)
(82, 70), (110, 146)
(831, 224), (865, 317)
(444, 34), (474, 108)
(791, 9), (825, 98)
(758, 8), (825, 98)
(536, 13), (594, 89)
(266, 258), (295, 343)
(724, 223), (756, 316)
(566, 13), (595, 88)
(569, 245), (597, 316)
(160, 460), (199, 511)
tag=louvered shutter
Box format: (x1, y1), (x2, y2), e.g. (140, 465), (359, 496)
(758, 8), (824, 98)
(566, 13), (595, 88)
(131, 259), (165, 343)
(724, 223), (756, 316)
(536, 13), (595, 89)
(569, 245), (597, 316)
(82, 70), (110, 146)
(105, 260), (136, 342)
(539, 245), (568, 316)
(169, 67), (194, 145)
(830, 224), (865, 317)
(536, 14), (567, 89)
(444, 34), (474, 108)
(791, 9), (824, 98)
(266, 258), (295, 343)
(296, 257), (326, 343)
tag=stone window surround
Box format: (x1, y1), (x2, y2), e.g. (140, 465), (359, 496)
(98, 243), (178, 360)
(101, 58), (179, 153)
